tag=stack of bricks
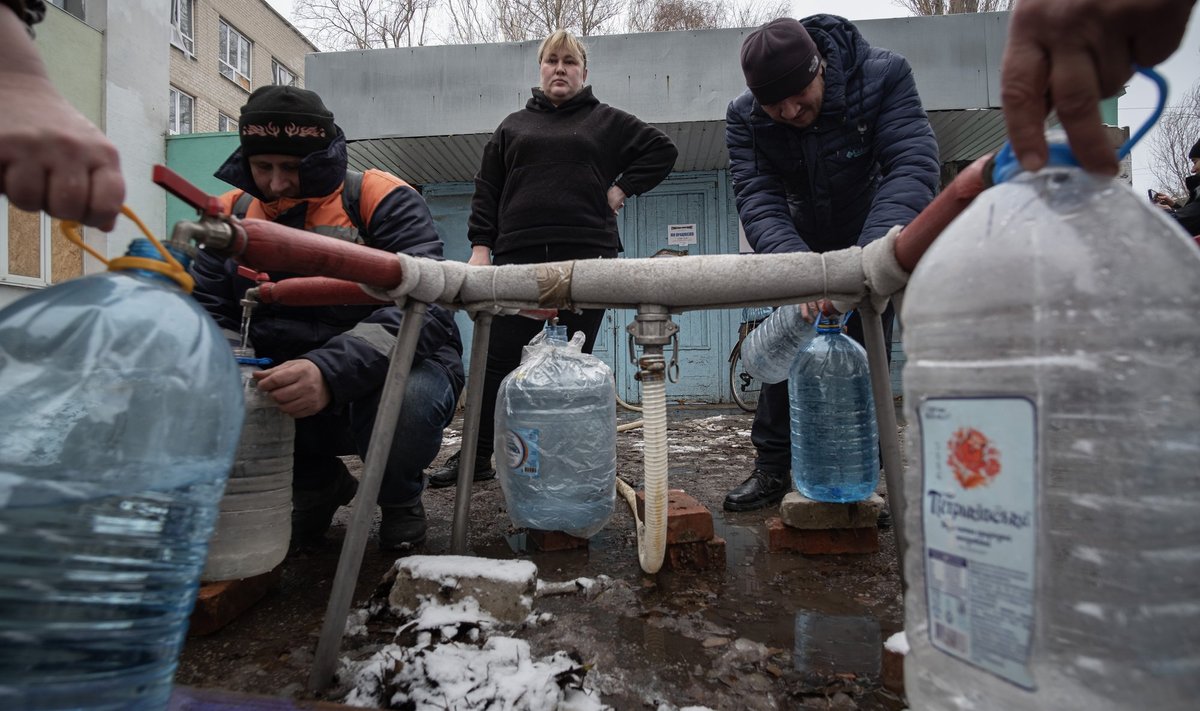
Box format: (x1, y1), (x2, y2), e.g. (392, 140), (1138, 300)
(636, 489), (726, 571)
(526, 528), (590, 552)
(766, 492), (884, 555)
(188, 567), (282, 636)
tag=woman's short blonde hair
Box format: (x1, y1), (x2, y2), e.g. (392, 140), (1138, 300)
(537, 30), (587, 68)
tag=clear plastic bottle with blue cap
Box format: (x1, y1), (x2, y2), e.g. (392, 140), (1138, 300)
(901, 73), (1200, 710)
(0, 223), (244, 709)
(740, 303), (818, 384)
(497, 320), (616, 538)
(788, 312), (879, 502)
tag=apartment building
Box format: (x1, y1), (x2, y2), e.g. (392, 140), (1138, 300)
(168, 0), (317, 135)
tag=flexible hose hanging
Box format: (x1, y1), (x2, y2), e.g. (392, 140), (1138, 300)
(617, 365), (668, 574)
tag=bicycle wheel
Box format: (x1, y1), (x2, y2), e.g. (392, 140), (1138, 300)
(729, 344), (761, 412)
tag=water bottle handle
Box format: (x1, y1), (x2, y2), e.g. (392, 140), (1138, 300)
(815, 310), (853, 333)
(992, 65), (1167, 184)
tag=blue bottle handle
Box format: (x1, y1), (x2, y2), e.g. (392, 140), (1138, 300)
(992, 65), (1167, 184)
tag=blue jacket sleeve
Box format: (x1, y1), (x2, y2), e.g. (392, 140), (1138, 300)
(857, 55), (940, 246)
(725, 97), (811, 255)
(302, 185), (463, 407)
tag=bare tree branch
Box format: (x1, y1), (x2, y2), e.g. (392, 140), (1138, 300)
(627, 0), (789, 33)
(1148, 79), (1200, 200)
(892, 0), (1012, 15)
(294, 0), (437, 50)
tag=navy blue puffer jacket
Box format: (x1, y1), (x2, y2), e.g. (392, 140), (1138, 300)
(726, 14), (940, 254)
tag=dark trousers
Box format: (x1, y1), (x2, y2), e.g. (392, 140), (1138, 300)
(752, 304), (895, 473)
(292, 361), (458, 506)
(474, 308), (607, 461)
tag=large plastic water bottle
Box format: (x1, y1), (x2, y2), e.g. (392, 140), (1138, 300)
(741, 303), (817, 384)
(788, 314), (879, 502)
(901, 145), (1200, 709)
(497, 329), (616, 538)
(201, 349), (294, 582)
(0, 238), (244, 709)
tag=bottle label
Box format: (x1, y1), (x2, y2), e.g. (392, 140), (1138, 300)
(918, 397), (1037, 690)
(504, 427), (541, 479)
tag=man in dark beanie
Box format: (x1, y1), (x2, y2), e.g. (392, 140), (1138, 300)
(189, 85), (465, 553)
(722, 16), (938, 512)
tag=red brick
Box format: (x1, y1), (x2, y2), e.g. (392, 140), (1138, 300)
(636, 489), (715, 544)
(766, 518), (879, 555)
(527, 529), (589, 551)
(882, 645), (906, 696)
(662, 537), (726, 571)
(188, 567), (281, 636)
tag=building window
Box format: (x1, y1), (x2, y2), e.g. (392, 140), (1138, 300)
(0, 199), (82, 287)
(218, 19), (252, 91)
(169, 87), (194, 135)
(271, 59), (298, 87)
(170, 0), (194, 55)
(218, 112), (237, 132)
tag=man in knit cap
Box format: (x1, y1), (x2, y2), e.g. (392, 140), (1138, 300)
(723, 16), (939, 512)
(189, 86), (465, 552)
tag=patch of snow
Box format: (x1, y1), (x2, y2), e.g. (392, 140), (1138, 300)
(397, 555), (538, 586)
(345, 608), (370, 638)
(884, 631), (909, 655)
(397, 596), (498, 637)
(344, 636), (609, 710)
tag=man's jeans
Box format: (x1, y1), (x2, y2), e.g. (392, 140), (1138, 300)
(292, 361), (457, 506)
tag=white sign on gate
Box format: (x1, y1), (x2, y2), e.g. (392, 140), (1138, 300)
(667, 224), (697, 246)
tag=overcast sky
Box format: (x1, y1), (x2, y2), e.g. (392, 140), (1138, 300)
(264, 0), (1200, 195)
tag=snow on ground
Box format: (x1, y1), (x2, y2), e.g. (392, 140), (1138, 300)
(340, 577), (612, 710)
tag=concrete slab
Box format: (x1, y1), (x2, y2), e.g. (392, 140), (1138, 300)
(388, 555), (537, 626)
(779, 492), (885, 530)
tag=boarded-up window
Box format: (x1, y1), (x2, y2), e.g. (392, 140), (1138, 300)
(50, 219), (83, 283)
(7, 205), (42, 279)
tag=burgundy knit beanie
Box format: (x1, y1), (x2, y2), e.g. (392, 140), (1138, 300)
(238, 86), (336, 158)
(740, 18), (822, 105)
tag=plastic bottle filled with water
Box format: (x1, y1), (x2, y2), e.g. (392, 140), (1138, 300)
(741, 303), (817, 384)
(201, 349), (294, 583)
(497, 329), (616, 538)
(901, 140), (1200, 710)
(0, 238), (244, 709)
(788, 313), (879, 502)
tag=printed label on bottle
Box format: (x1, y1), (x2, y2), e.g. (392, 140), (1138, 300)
(504, 427), (540, 479)
(918, 397), (1036, 690)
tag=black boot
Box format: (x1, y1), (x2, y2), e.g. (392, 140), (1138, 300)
(379, 501), (427, 551)
(426, 450), (496, 489)
(722, 468), (790, 512)
(291, 459), (359, 550)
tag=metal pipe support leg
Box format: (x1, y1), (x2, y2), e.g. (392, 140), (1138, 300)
(309, 301), (428, 691)
(450, 311), (494, 554)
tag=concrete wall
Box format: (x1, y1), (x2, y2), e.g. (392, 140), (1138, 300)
(170, 0), (317, 134)
(307, 12), (1010, 141)
(85, 0), (171, 261)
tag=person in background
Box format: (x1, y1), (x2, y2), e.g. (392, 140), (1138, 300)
(0, 0), (123, 230)
(190, 86), (465, 552)
(1150, 139), (1200, 236)
(1001, 0), (1196, 175)
(723, 16), (939, 512)
(426, 30), (677, 490)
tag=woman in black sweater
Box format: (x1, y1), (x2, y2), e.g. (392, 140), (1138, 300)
(428, 29), (678, 488)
